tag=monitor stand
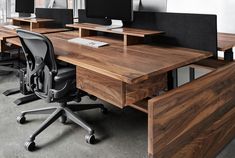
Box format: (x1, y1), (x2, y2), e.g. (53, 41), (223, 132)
(95, 20), (123, 30)
(19, 13), (31, 18)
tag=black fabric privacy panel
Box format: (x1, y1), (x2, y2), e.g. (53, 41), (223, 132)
(78, 9), (111, 25)
(35, 8), (73, 28)
(125, 11), (218, 58)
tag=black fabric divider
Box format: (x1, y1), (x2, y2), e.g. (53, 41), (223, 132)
(35, 8), (73, 28)
(125, 11), (218, 58)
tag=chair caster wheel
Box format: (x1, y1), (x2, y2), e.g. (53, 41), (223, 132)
(60, 115), (67, 124)
(25, 141), (36, 151)
(17, 116), (26, 124)
(85, 134), (96, 144)
(101, 108), (108, 114)
(74, 97), (82, 103)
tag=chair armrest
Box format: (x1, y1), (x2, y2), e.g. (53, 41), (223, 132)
(54, 67), (75, 83)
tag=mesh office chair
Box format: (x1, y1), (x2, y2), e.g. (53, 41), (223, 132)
(16, 29), (107, 151)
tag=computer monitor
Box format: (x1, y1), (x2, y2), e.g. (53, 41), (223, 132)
(85, 0), (133, 29)
(15, 0), (34, 17)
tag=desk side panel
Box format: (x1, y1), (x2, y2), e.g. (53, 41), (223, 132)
(148, 62), (235, 158)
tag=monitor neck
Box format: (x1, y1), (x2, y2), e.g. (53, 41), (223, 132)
(110, 19), (123, 28)
(94, 19), (123, 30)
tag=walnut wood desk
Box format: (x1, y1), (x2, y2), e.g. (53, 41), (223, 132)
(13, 31), (235, 158)
(218, 33), (235, 61)
(12, 18), (54, 31)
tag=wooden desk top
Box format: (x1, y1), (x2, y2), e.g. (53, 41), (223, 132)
(6, 32), (212, 84)
(0, 25), (70, 40)
(0, 28), (17, 40)
(66, 23), (164, 37)
(12, 18), (54, 23)
(218, 33), (235, 51)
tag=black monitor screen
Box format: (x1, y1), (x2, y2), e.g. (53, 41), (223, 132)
(85, 0), (133, 21)
(16, 0), (35, 13)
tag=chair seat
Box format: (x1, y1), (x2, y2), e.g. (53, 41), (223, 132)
(54, 67), (76, 83)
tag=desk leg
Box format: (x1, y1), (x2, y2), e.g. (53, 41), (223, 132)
(30, 23), (33, 31)
(167, 69), (178, 90)
(224, 48), (234, 61)
(1, 40), (6, 52)
(189, 67), (195, 82)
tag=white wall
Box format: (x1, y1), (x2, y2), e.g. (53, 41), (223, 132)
(167, 0), (235, 33)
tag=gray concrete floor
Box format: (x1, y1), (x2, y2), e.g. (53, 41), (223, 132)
(0, 67), (234, 158)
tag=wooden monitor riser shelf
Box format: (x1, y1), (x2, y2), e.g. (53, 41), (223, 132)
(12, 18), (54, 31)
(66, 23), (164, 46)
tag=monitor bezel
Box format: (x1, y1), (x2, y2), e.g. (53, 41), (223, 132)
(15, 0), (35, 13)
(85, 0), (133, 22)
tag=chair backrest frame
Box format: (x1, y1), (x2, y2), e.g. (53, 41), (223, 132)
(17, 29), (57, 98)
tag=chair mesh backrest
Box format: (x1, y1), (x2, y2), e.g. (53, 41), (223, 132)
(17, 29), (57, 96)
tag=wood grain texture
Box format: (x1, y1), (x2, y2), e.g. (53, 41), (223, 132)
(189, 58), (231, 70)
(76, 66), (126, 108)
(12, 18), (54, 23)
(48, 34), (212, 84)
(173, 107), (235, 158)
(0, 25), (70, 40)
(126, 73), (167, 105)
(0, 26), (18, 40)
(47, 31), (79, 40)
(129, 98), (149, 113)
(76, 67), (167, 108)
(218, 33), (235, 51)
(148, 62), (235, 158)
(12, 18), (55, 31)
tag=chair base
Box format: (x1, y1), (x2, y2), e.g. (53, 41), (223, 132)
(14, 93), (40, 105)
(3, 88), (40, 105)
(17, 102), (107, 151)
(3, 87), (20, 96)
